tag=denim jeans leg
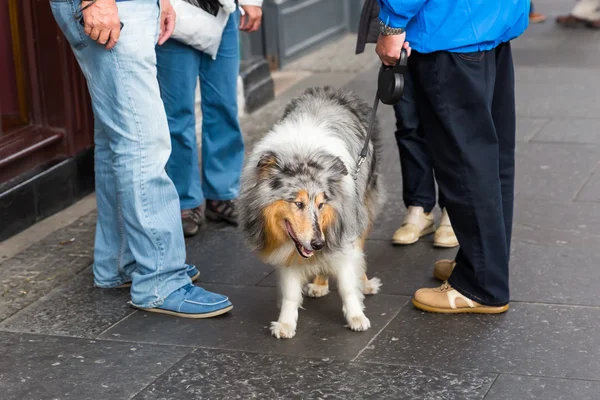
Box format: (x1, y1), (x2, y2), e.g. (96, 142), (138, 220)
(157, 39), (204, 211)
(49, 0), (190, 308)
(93, 120), (136, 286)
(199, 11), (245, 201)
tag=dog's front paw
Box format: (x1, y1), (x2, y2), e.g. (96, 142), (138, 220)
(305, 283), (330, 298)
(270, 321), (297, 339)
(362, 277), (382, 295)
(346, 315), (371, 332)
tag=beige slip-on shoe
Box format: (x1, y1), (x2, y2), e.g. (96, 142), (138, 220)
(392, 206), (435, 245)
(412, 282), (509, 314)
(433, 259), (456, 281)
(433, 208), (459, 248)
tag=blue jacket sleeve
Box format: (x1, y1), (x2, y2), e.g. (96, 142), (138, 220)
(378, 0), (426, 28)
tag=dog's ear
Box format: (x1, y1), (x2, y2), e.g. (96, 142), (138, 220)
(257, 152), (281, 177)
(327, 156), (348, 181)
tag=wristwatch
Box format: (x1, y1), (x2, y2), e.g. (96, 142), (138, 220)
(379, 21), (405, 36)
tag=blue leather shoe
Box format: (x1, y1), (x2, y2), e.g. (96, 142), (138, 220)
(116, 264), (200, 289)
(136, 284), (233, 318)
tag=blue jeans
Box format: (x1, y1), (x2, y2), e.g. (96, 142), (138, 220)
(156, 12), (244, 210)
(49, 0), (191, 308)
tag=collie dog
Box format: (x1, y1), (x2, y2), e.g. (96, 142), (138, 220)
(238, 87), (385, 339)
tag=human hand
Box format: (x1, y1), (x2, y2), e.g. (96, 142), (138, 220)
(240, 5), (262, 32)
(158, 0), (176, 45)
(81, 0), (121, 50)
(375, 32), (412, 66)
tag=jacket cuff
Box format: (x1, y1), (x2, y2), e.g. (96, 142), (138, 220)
(239, 0), (263, 6)
(378, 6), (409, 29)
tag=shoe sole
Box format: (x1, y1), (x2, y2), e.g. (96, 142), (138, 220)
(205, 209), (238, 226)
(412, 298), (510, 314)
(433, 240), (459, 248)
(184, 227), (199, 237)
(392, 225), (436, 245)
(115, 271), (201, 289)
(139, 304), (233, 319)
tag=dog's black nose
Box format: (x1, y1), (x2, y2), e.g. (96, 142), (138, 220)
(310, 238), (325, 251)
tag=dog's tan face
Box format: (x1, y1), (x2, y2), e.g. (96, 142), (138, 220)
(263, 189), (336, 259)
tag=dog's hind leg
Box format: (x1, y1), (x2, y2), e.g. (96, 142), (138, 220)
(361, 273), (382, 295)
(305, 274), (330, 298)
(335, 247), (371, 332)
(271, 267), (304, 339)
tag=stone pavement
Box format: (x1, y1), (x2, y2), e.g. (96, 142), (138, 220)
(1, 1), (600, 398)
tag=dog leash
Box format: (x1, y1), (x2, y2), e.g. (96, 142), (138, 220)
(353, 48), (409, 180)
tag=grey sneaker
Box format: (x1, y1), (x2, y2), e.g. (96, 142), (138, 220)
(182, 205), (205, 237)
(205, 200), (238, 226)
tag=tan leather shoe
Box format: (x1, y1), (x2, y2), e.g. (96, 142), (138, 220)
(412, 282), (509, 314)
(433, 208), (459, 248)
(434, 259), (456, 281)
(392, 206), (435, 245)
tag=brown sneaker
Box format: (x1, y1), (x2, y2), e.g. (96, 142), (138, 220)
(181, 205), (205, 237)
(529, 11), (546, 23)
(556, 14), (589, 28)
(205, 200), (238, 226)
(412, 282), (509, 314)
(434, 259), (456, 281)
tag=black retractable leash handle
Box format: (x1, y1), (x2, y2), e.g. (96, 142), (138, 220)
(354, 48), (408, 179)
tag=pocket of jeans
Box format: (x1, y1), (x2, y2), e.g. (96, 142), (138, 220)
(457, 51), (485, 62)
(49, 0), (88, 50)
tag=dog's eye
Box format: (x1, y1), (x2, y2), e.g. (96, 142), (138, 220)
(318, 203), (325, 210)
(295, 202), (304, 209)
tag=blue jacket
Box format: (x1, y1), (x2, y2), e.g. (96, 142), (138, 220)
(378, 0), (530, 53)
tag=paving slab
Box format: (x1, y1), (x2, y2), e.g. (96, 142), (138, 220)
(516, 117), (550, 143)
(100, 284), (410, 361)
(514, 142), (598, 201)
(532, 118), (600, 145)
(134, 348), (496, 400)
(575, 166), (600, 203)
(513, 198), (600, 238)
(185, 227), (274, 286)
(510, 241), (600, 306)
(512, 222), (600, 251)
(0, 271), (133, 338)
(515, 81), (600, 119)
(357, 302), (600, 380)
(485, 374), (600, 400)
(0, 212), (96, 322)
(0, 331), (191, 400)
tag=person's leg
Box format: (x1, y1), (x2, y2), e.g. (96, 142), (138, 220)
(92, 120), (136, 286)
(529, 1), (546, 23)
(557, 0), (600, 27)
(198, 11), (245, 225)
(410, 46), (511, 310)
(49, 0), (232, 315)
(571, 0), (600, 20)
(156, 39), (205, 236)
(391, 68), (435, 245)
(393, 69), (436, 213)
(493, 42), (517, 255)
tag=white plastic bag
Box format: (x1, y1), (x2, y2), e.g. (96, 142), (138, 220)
(169, 0), (232, 59)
